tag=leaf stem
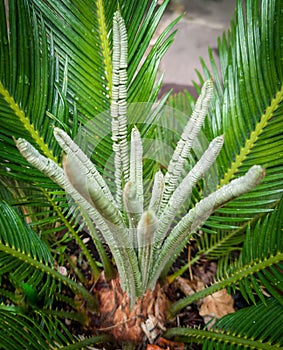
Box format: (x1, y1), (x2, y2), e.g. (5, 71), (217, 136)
(59, 335), (112, 349)
(169, 252), (283, 316)
(95, 0), (112, 98)
(220, 83), (283, 186)
(164, 327), (281, 350)
(0, 243), (98, 312)
(0, 81), (57, 162)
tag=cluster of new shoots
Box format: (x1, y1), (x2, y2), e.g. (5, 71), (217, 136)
(16, 12), (264, 304)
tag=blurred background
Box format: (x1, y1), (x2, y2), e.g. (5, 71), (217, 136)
(158, 0), (237, 95)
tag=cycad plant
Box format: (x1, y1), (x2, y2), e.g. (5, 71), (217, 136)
(0, 0), (283, 349)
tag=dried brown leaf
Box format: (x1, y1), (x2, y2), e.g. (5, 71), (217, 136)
(199, 289), (235, 328)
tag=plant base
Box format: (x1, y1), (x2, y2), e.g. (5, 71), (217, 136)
(93, 272), (168, 344)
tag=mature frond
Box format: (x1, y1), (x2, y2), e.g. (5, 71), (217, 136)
(228, 196), (283, 305)
(167, 0), (283, 285)
(170, 195), (283, 315)
(0, 308), (75, 349)
(0, 201), (53, 265)
(165, 298), (283, 349)
(201, 0), (283, 222)
(29, 0), (177, 124)
(0, 202), (97, 311)
(0, 0), (177, 281)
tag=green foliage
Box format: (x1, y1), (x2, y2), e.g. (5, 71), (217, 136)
(0, 202), (53, 264)
(167, 0), (283, 271)
(0, 0), (177, 246)
(0, 202), (97, 311)
(0, 201), (55, 306)
(0, 0), (282, 348)
(165, 299), (283, 349)
(231, 196), (283, 305)
(165, 0), (283, 347)
(0, 0), (179, 347)
(170, 195), (283, 316)
(0, 307), (74, 350)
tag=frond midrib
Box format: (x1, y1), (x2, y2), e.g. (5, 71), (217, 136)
(164, 327), (281, 350)
(0, 81), (57, 161)
(170, 251), (283, 316)
(220, 83), (283, 186)
(0, 243), (97, 311)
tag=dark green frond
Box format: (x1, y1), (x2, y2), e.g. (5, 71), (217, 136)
(203, 0), (282, 189)
(170, 197), (283, 315)
(0, 0), (178, 259)
(0, 202), (53, 264)
(165, 298), (283, 349)
(171, 0), (283, 230)
(0, 202), (97, 311)
(0, 202), (59, 308)
(168, 0), (283, 291)
(29, 0), (176, 120)
(232, 196), (283, 305)
(59, 335), (112, 350)
(0, 307), (75, 349)
(0, 0), (62, 155)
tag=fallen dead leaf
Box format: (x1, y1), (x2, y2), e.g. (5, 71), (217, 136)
(199, 289), (235, 328)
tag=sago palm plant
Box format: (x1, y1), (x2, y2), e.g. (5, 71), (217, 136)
(0, 0), (282, 349)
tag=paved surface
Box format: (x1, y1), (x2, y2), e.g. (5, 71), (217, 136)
(159, 0), (237, 93)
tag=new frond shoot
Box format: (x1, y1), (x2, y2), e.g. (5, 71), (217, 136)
(16, 12), (265, 305)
